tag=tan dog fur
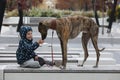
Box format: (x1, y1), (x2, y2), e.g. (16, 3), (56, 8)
(38, 16), (105, 69)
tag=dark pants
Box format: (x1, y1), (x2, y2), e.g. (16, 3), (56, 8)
(17, 2), (23, 32)
(38, 57), (54, 66)
(38, 57), (46, 66)
(0, 0), (6, 33)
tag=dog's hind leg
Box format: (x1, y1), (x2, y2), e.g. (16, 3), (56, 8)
(78, 32), (90, 67)
(91, 34), (100, 68)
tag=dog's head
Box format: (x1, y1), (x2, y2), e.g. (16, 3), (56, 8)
(38, 22), (48, 40)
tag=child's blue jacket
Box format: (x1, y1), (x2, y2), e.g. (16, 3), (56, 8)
(16, 26), (39, 64)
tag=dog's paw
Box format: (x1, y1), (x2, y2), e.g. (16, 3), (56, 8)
(77, 64), (83, 67)
(59, 65), (66, 70)
(54, 61), (62, 67)
(93, 65), (98, 68)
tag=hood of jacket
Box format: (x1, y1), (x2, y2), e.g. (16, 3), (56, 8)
(19, 26), (33, 42)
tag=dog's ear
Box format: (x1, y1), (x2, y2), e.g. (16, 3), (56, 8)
(39, 22), (47, 26)
(38, 22), (45, 32)
(39, 22), (43, 26)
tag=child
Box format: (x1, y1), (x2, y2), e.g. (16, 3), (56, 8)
(16, 26), (55, 68)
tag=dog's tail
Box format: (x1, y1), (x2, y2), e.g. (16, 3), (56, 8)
(99, 48), (105, 52)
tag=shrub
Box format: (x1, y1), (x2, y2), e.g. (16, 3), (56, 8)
(6, 7), (103, 18)
(28, 7), (41, 17)
(6, 9), (18, 17)
(28, 8), (62, 18)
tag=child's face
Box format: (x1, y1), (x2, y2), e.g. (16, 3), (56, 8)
(26, 31), (33, 40)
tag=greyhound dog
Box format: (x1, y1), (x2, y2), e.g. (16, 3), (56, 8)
(38, 16), (105, 69)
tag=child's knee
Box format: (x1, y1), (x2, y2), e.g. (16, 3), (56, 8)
(20, 59), (41, 68)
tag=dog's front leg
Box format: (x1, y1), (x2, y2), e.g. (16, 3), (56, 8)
(59, 38), (68, 69)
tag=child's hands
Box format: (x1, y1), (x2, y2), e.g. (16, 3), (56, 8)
(37, 39), (44, 44)
(34, 56), (39, 61)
